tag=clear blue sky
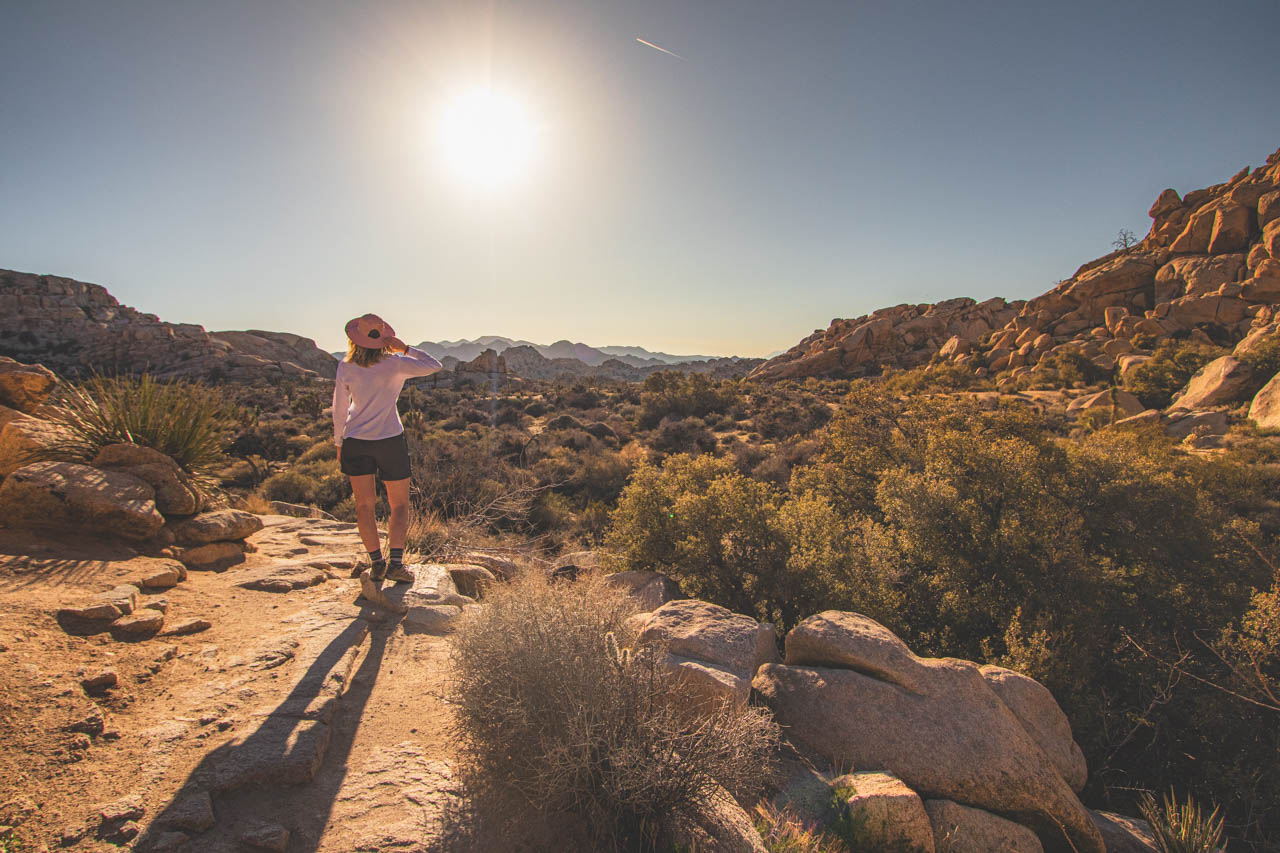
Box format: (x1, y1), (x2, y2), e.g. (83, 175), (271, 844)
(3, 1), (1279, 357)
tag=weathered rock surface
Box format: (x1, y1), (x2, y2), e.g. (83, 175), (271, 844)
(1065, 388), (1145, 420)
(175, 541), (247, 571)
(0, 461), (164, 540)
(0, 411), (67, 476)
(1165, 410), (1229, 440)
(446, 563), (497, 598)
(636, 598), (779, 708)
(671, 785), (769, 853)
(835, 771), (935, 853)
(236, 563), (327, 593)
(1248, 371), (1280, 429)
(168, 509), (264, 545)
(1169, 355), (1254, 410)
(979, 665), (1087, 792)
(208, 329), (337, 378)
(926, 798), (1044, 853)
(754, 611), (1102, 853)
(0, 356), (57, 413)
(92, 443), (201, 517)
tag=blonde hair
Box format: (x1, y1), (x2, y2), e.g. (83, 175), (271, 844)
(346, 340), (386, 367)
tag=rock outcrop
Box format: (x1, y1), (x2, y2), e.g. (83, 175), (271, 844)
(752, 146), (1280, 385)
(0, 269), (334, 381)
(752, 611), (1102, 853)
(0, 461), (165, 540)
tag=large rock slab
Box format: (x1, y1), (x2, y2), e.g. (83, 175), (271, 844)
(1065, 388), (1145, 420)
(835, 771), (935, 853)
(1249, 372), (1280, 430)
(1165, 410), (1229, 440)
(235, 563), (327, 593)
(979, 665), (1087, 792)
(0, 461), (164, 540)
(926, 799), (1044, 853)
(92, 443), (201, 517)
(1168, 355), (1253, 411)
(175, 540), (248, 571)
(0, 357), (57, 413)
(167, 509), (264, 545)
(755, 611), (1103, 853)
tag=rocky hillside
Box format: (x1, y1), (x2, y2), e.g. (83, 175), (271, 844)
(412, 335), (718, 367)
(444, 344), (762, 384)
(0, 269), (336, 381)
(752, 144), (1280, 383)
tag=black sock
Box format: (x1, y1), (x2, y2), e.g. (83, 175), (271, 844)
(369, 548), (384, 565)
(388, 547), (404, 568)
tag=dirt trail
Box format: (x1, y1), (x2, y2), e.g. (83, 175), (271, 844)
(0, 515), (463, 853)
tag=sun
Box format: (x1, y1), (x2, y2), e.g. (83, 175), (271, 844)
(435, 88), (540, 191)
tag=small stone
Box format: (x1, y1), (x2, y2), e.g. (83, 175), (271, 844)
(67, 707), (105, 735)
(112, 610), (165, 635)
(143, 598), (169, 613)
(240, 822), (290, 851)
(69, 733), (92, 751)
(59, 824), (87, 845)
(81, 669), (118, 693)
(159, 617), (212, 636)
(99, 795), (144, 823)
(147, 830), (191, 852)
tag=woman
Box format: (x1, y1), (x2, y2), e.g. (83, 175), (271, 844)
(333, 313), (443, 582)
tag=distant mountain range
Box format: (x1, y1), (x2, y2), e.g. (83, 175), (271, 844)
(405, 337), (721, 368)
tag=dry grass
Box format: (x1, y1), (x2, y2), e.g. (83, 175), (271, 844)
(236, 492), (274, 515)
(449, 570), (779, 851)
(753, 802), (851, 853)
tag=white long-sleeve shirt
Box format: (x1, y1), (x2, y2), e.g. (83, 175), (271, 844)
(332, 347), (443, 445)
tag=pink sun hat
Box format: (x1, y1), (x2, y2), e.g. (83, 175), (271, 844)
(345, 314), (396, 349)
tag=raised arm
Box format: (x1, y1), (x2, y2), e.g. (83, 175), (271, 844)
(396, 345), (444, 378)
(332, 371), (351, 446)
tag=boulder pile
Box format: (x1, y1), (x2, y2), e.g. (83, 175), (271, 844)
(0, 269), (334, 381)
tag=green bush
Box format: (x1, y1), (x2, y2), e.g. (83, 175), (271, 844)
(39, 373), (232, 479)
(1124, 340), (1225, 408)
(639, 371), (736, 428)
(450, 570), (778, 851)
(261, 469), (316, 504)
(1237, 333), (1280, 386)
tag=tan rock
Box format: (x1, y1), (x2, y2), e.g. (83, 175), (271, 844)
(1154, 254), (1245, 301)
(1117, 355), (1151, 377)
(92, 443), (201, 517)
(605, 570), (682, 611)
(637, 599), (779, 680)
(1248, 242), (1271, 274)
(1259, 189), (1280, 230)
(1102, 339), (1133, 358)
(1266, 219), (1280, 257)
(671, 785), (768, 853)
(0, 461), (163, 540)
(0, 413), (67, 476)
(1170, 204), (1217, 254)
(177, 540), (247, 570)
(1114, 409), (1162, 428)
(0, 357), (57, 413)
(663, 654), (751, 710)
(926, 799), (1044, 853)
(136, 559), (187, 589)
(1248, 372), (1280, 430)
(835, 771), (935, 853)
(1065, 389), (1145, 420)
(447, 564), (499, 598)
(168, 509), (264, 545)
(755, 611), (1104, 853)
(1168, 356), (1253, 410)
(1208, 202), (1251, 253)
(1148, 188), (1182, 219)
(1104, 306), (1128, 333)
(980, 665), (1087, 792)
(112, 610), (164, 635)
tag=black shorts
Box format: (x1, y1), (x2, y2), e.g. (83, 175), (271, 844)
(339, 433), (412, 481)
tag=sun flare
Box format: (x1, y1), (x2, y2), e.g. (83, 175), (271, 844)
(435, 88), (540, 191)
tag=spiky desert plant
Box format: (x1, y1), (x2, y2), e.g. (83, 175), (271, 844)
(1138, 789), (1224, 853)
(37, 374), (232, 480)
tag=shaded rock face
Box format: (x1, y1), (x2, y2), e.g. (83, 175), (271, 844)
(0, 269), (333, 381)
(208, 330), (337, 378)
(754, 147), (1280, 384)
(926, 798), (1044, 853)
(752, 611), (1102, 853)
(836, 771), (935, 853)
(0, 461), (164, 540)
(978, 665), (1087, 792)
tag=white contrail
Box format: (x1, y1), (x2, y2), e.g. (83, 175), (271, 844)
(636, 37), (687, 61)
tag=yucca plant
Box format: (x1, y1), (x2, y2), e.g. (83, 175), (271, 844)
(1138, 789), (1224, 853)
(36, 374), (233, 481)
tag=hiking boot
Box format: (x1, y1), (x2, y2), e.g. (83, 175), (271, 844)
(386, 564), (414, 584)
(369, 560), (388, 582)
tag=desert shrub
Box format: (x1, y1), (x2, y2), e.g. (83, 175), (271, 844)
(650, 416), (716, 456)
(546, 413), (586, 431)
(753, 802), (850, 853)
(260, 469), (316, 504)
(310, 473), (350, 510)
(639, 371), (736, 428)
(1237, 333), (1280, 387)
(229, 420), (298, 462)
(1138, 790), (1224, 853)
(1124, 340), (1225, 408)
(750, 394), (831, 440)
(882, 361), (996, 394)
(1027, 350), (1110, 389)
(450, 570), (778, 851)
(39, 373), (232, 478)
(523, 400), (548, 417)
(297, 441), (337, 463)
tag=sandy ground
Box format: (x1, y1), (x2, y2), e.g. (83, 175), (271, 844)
(0, 515), (465, 853)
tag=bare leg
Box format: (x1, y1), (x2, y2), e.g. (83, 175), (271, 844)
(384, 478), (410, 551)
(349, 474), (381, 554)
